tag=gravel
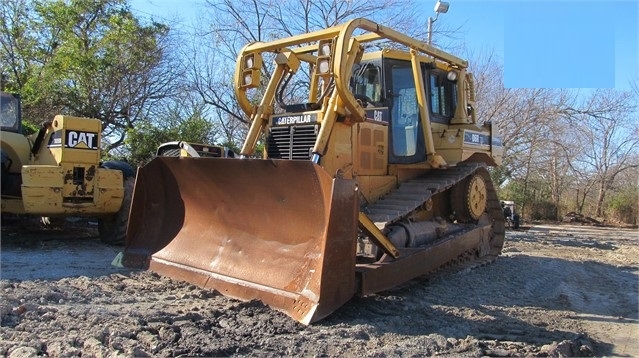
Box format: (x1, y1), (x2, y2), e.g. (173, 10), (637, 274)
(1, 220), (637, 357)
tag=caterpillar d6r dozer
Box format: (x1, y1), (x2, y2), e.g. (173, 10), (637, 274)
(122, 18), (505, 325)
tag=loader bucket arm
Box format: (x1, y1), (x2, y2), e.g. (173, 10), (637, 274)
(122, 157), (359, 324)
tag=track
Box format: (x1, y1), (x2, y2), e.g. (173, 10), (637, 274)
(365, 163), (483, 224)
(357, 162), (506, 292)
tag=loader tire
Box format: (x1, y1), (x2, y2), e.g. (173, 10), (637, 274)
(99, 177), (134, 245)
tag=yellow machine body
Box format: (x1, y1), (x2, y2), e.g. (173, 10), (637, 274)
(1, 92), (124, 217)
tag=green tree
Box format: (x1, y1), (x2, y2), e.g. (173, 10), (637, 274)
(123, 99), (216, 166)
(606, 185), (637, 225)
(1, 0), (182, 153)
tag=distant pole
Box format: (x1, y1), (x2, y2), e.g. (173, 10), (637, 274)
(427, 16), (434, 45)
(428, 1), (450, 45)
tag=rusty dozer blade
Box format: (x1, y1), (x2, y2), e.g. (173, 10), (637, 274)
(122, 157), (359, 324)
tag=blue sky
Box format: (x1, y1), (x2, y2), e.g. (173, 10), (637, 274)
(131, 0), (638, 90)
(431, 0), (638, 89)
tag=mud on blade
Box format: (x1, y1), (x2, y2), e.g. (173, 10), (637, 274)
(122, 157), (358, 324)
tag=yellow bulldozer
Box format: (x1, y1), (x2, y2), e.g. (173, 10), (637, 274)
(1, 91), (134, 244)
(121, 18), (505, 324)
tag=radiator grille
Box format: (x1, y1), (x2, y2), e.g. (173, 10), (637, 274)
(158, 147), (181, 157)
(267, 125), (318, 160)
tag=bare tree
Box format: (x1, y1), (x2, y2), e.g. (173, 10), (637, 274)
(563, 89), (639, 217)
(185, 0), (427, 149)
(470, 50), (577, 217)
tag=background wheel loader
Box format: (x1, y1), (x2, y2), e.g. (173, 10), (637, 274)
(122, 18), (506, 324)
(1, 91), (134, 245)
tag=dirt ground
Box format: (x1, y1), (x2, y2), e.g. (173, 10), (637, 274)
(1, 218), (637, 357)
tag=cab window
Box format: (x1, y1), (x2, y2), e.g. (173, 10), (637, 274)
(430, 71), (457, 122)
(387, 63), (425, 164)
(1, 92), (21, 133)
(351, 63), (383, 106)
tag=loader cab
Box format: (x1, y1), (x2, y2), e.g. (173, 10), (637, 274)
(1, 91), (30, 189)
(1, 91), (22, 134)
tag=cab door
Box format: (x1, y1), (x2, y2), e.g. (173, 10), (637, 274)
(384, 60), (426, 164)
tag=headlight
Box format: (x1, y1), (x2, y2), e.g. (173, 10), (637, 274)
(243, 53), (261, 70)
(318, 59), (330, 74)
(244, 73), (254, 86)
(447, 70), (457, 81)
(320, 42), (332, 56)
(314, 39), (333, 78)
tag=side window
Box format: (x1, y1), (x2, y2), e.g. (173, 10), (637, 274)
(430, 72), (457, 120)
(351, 64), (382, 106)
(430, 75), (441, 116)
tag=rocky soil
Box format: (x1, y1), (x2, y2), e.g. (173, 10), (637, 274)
(1, 219), (637, 357)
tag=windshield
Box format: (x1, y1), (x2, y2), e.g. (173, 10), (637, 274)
(1, 92), (21, 133)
